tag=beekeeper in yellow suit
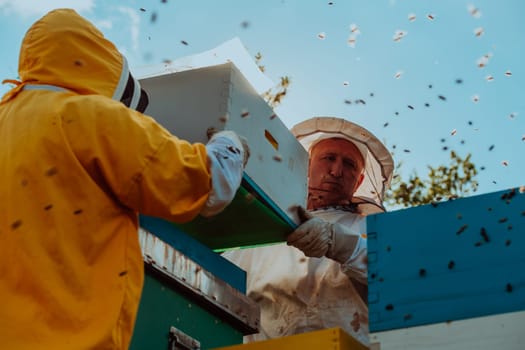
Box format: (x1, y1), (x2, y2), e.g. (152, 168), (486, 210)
(0, 9), (249, 350)
(224, 116), (393, 346)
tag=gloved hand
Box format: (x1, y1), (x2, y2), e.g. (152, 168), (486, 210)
(287, 207), (367, 283)
(286, 207), (332, 258)
(207, 129), (250, 167)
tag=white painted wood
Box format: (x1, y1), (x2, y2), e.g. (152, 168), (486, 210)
(369, 310), (525, 350)
(139, 62), (308, 225)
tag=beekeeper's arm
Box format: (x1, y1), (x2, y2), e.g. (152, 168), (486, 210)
(286, 207), (367, 284)
(65, 100), (249, 223)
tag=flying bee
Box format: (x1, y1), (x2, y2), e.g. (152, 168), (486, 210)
(347, 35), (357, 48)
(219, 114), (229, 123)
(392, 30), (407, 42)
(467, 4), (481, 18)
(474, 27), (484, 37)
(476, 54), (490, 68)
(349, 23), (360, 34)
(456, 224), (468, 236)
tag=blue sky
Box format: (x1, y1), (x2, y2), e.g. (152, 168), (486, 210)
(1, 0), (523, 200)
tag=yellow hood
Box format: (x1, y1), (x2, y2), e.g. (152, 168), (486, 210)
(2, 8), (130, 104)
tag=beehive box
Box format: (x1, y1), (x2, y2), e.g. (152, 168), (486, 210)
(139, 62), (308, 249)
(130, 224), (260, 350)
(367, 187), (525, 349)
(368, 310), (525, 350)
(213, 327), (368, 350)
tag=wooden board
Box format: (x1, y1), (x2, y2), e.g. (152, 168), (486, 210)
(139, 215), (247, 292)
(369, 310), (525, 350)
(213, 327), (367, 350)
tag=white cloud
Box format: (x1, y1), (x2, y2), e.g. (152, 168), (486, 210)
(0, 0), (94, 18)
(118, 6), (140, 52)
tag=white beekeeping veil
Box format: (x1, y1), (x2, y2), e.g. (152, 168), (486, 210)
(291, 116), (394, 214)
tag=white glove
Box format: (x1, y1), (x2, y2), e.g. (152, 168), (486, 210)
(199, 130), (250, 217)
(287, 206), (367, 283)
(206, 129), (250, 167)
(286, 210), (332, 258)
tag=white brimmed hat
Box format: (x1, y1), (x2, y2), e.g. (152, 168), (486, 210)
(291, 116), (394, 213)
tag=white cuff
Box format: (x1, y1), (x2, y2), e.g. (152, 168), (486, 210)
(341, 236), (368, 284)
(200, 132), (244, 217)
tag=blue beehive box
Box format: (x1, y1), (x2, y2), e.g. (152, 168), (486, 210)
(367, 187), (525, 333)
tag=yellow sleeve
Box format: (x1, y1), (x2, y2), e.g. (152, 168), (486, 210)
(62, 96), (211, 223)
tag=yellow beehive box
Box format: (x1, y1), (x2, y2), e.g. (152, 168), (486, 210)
(212, 328), (368, 350)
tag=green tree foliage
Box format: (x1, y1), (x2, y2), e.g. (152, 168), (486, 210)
(385, 150), (479, 209)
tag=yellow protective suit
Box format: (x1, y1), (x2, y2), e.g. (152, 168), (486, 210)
(0, 9), (213, 349)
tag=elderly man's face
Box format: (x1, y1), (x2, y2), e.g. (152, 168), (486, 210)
(307, 138), (365, 209)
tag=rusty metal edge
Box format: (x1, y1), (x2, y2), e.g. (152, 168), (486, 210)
(138, 228), (260, 334)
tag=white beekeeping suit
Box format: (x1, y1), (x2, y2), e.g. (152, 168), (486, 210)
(223, 117), (394, 346)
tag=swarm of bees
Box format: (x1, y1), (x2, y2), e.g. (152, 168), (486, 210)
(140, 1), (518, 191)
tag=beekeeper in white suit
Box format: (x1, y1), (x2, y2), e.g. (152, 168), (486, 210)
(223, 116), (394, 346)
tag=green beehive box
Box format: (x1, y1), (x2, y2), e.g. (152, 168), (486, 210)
(130, 228), (260, 350)
(175, 178), (295, 251)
